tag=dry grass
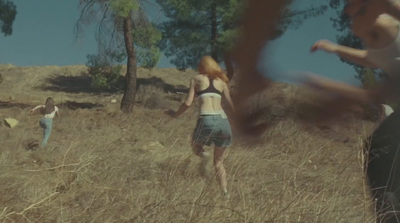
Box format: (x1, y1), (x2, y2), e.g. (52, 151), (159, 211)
(0, 65), (377, 222)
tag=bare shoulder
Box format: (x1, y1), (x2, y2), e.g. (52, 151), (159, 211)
(193, 74), (204, 81)
(373, 14), (400, 41)
(214, 78), (228, 90)
(377, 14), (399, 26)
(193, 74), (207, 84)
(215, 78), (226, 84)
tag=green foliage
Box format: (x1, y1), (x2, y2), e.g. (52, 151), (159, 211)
(77, 0), (162, 69)
(78, 0), (162, 113)
(0, 0), (17, 36)
(134, 24), (162, 47)
(110, 0), (139, 17)
(137, 46), (161, 68)
(363, 68), (378, 88)
(86, 54), (122, 90)
(157, 0), (245, 69)
(134, 23), (162, 68)
(157, 0), (327, 70)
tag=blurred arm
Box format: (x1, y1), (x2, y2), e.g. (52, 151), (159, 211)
(311, 40), (377, 68)
(222, 82), (235, 113)
(30, 105), (44, 114)
(173, 79), (196, 118)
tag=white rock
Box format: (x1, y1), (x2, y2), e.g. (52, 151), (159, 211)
(4, 118), (19, 128)
(110, 99), (117, 104)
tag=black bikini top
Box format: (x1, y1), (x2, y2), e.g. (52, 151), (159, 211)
(196, 78), (222, 97)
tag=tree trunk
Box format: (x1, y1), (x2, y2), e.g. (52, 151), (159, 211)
(210, 0), (218, 61)
(120, 12), (137, 113)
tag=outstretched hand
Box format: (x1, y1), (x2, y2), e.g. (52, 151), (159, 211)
(311, 40), (338, 53)
(164, 109), (177, 118)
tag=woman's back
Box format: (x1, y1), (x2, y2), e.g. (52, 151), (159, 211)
(195, 75), (226, 114)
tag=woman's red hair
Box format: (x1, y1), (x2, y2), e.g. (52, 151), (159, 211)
(198, 56), (229, 83)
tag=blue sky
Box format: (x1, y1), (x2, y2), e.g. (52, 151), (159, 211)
(0, 0), (97, 66)
(0, 0), (359, 85)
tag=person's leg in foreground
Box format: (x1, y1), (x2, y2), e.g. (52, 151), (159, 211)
(214, 146), (228, 196)
(366, 111), (400, 222)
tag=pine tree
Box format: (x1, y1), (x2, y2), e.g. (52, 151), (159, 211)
(76, 0), (161, 113)
(157, 0), (327, 78)
(0, 0), (17, 36)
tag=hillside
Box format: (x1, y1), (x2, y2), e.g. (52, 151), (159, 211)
(0, 64), (376, 222)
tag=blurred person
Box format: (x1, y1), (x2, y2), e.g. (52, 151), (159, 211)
(223, 0), (400, 220)
(304, 0), (400, 221)
(30, 97), (59, 148)
(165, 56), (235, 197)
(232, 0), (289, 135)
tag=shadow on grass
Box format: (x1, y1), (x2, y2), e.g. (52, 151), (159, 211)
(0, 100), (103, 111)
(58, 101), (104, 110)
(38, 73), (189, 94)
(138, 77), (188, 94)
(0, 101), (31, 109)
(38, 73), (123, 94)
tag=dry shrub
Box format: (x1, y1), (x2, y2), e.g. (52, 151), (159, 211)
(136, 85), (171, 109)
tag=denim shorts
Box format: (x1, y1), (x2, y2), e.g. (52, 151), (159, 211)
(192, 113), (232, 147)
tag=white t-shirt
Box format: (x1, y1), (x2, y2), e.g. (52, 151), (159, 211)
(43, 106), (59, 119)
(32, 105), (58, 119)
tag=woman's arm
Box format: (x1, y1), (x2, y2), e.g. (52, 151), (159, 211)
(305, 73), (377, 104)
(305, 70), (400, 107)
(55, 107), (60, 117)
(222, 83), (235, 113)
(311, 40), (377, 68)
(165, 78), (196, 118)
(30, 105), (44, 114)
(298, 73), (383, 124)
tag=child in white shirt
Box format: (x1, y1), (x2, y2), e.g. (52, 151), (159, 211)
(30, 97), (59, 147)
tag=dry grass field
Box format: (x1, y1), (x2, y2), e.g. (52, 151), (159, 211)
(0, 64), (377, 222)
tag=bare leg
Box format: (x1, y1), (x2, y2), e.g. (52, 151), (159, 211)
(214, 146), (228, 195)
(192, 143), (205, 157)
(192, 143), (211, 178)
